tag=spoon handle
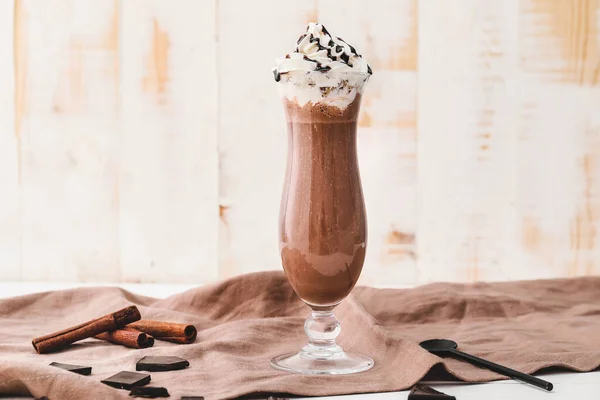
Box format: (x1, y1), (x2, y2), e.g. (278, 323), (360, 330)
(448, 349), (553, 391)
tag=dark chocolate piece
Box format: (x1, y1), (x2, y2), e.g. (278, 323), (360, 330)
(102, 371), (151, 390)
(49, 362), (92, 376)
(136, 356), (189, 372)
(408, 384), (456, 400)
(129, 386), (170, 398)
(181, 397), (205, 400)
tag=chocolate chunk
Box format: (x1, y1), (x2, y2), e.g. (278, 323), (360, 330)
(136, 356), (189, 372)
(181, 397), (205, 400)
(102, 371), (151, 390)
(408, 384), (456, 400)
(129, 386), (170, 398)
(49, 362), (92, 376)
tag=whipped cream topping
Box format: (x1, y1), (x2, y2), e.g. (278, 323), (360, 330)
(273, 22), (372, 80)
(273, 23), (372, 110)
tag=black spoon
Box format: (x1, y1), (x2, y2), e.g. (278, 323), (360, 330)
(420, 339), (553, 392)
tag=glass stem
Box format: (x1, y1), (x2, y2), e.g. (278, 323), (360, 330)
(301, 310), (344, 359)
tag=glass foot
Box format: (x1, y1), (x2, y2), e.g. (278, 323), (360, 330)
(271, 350), (374, 375)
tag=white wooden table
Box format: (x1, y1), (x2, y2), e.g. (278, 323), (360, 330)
(1, 283), (598, 400)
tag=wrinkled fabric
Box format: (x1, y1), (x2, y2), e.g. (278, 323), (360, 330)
(0, 271), (599, 400)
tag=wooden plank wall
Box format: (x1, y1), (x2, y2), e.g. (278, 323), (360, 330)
(0, 0), (598, 285)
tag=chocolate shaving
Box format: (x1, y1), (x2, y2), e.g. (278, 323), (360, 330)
(315, 64), (331, 72)
(303, 55), (317, 63)
(273, 70), (281, 82)
(367, 65), (373, 74)
(296, 34), (306, 45)
(320, 25), (331, 37)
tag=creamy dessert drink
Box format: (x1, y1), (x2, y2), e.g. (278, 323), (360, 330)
(271, 23), (373, 375)
(275, 23), (371, 308)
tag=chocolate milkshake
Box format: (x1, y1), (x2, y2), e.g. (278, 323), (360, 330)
(274, 23), (371, 309)
(279, 85), (367, 307)
(270, 23), (374, 374)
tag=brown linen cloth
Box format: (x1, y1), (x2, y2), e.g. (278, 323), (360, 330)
(0, 271), (599, 400)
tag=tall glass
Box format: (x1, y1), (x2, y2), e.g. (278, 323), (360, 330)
(271, 71), (373, 374)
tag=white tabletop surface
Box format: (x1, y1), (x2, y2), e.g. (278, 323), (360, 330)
(1, 282), (598, 400)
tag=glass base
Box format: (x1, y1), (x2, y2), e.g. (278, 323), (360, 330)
(271, 348), (374, 375)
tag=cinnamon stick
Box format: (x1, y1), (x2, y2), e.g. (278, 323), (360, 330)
(95, 327), (155, 349)
(32, 305), (141, 354)
(128, 320), (197, 344)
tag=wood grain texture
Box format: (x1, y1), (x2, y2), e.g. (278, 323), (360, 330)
(217, 0), (318, 279)
(0, 1), (20, 280)
(518, 0), (600, 277)
(318, 0), (418, 286)
(417, 0), (520, 282)
(0, 1), (599, 285)
(17, 1), (121, 282)
(120, 0), (219, 283)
